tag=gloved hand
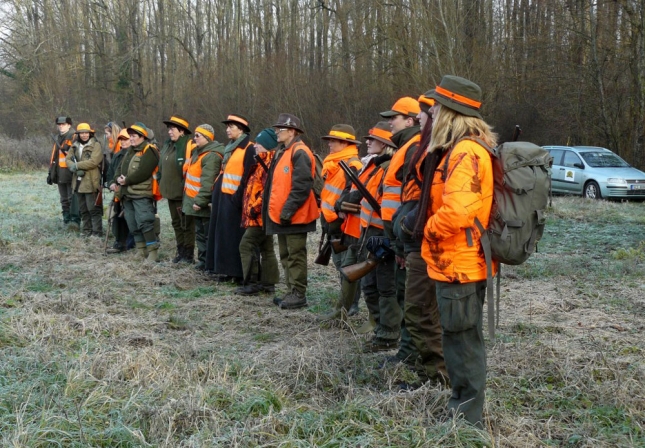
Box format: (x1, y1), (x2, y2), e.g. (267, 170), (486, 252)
(401, 207), (418, 236)
(68, 162), (77, 173)
(46, 174), (52, 185)
(77, 170), (85, 177)
(280, 218), (291, 226)
(366, 236), (394, 260)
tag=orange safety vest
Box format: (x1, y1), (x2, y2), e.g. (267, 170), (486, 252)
(360, 162), (388, 230)
(184, 151), (210, 198)
(381, 133), (420, 221)
(50, 136), (74, 168)
(401, 148), (426, 202)
(268, 141), (319, 225)
(320, 146), (362, 224)
(221, 141), (253, 194)
(342, 162), (375, 239)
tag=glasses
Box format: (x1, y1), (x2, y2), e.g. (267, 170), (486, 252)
(275, 128), (288, 134)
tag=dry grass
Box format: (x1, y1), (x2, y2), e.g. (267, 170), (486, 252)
(1, 173), (644, 447)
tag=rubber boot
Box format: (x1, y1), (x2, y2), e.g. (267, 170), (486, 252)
(134, 241), (148, 260)
(348, 287), (361, 316)
(146, 242), (160, 263)
(317, 278), (356, 324)
(354, 313), (377, 334)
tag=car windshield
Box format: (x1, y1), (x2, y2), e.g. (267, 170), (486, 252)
(580, 152), (630, 168)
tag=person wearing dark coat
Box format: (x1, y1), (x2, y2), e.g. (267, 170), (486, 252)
(205, 114), (256, 282)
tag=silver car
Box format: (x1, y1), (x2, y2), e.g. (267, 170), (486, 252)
(543, 145), (645, 199)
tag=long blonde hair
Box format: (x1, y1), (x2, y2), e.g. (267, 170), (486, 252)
(428, 105), (498, 153)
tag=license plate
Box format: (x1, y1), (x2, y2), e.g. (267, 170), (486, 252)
(630, 184), (644, 190)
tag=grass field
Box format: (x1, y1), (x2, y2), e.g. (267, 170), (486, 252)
(1, 171), (644, 447)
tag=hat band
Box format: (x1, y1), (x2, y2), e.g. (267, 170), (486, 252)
(169, 116), (189, 128)
(227, 115), (249, 127)
(435, 85), (481, 110)
(329, 130), (356, 140)
(195, 126), (214, 141)
(369, 128), (392, 140)
(130, 125), (148, 137)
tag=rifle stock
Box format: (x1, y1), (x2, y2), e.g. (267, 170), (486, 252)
(340, 254), (379, 283)
(330, 237), (348, 254)
(314, 240), (332, 265)
(339, 161), (381, 217)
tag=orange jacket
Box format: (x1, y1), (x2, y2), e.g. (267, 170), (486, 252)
(359, 158), (390, 230)
(221, 141), (253, 194)
(268, 141), (319, 225)
(242, 151), (273, 228)
(381, 134), (420, 221)
(184, 151), (209, 198)
(342, 161), (375, 238)
(401, 149), (425, 202)
(320, 146), (362, 224)
(421, 138), (497, 283)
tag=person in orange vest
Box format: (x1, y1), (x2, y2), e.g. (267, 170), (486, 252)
(106, 129), (132, 253)
(416, 75), (498, 426)
(206, 114), (256, 283)
(65, 123), (104, 237)
(338, 122), (396, 334)
(360, 97), (421, 353)
(182, 124), (225, 270)
(263, 113), (319, 310)
(390, 90), (447, 388)
(235, 128), (280, 295)
(115, 123), (161, 262)
(316, 124), (363, 323)
(159, 115), (196, 263)
(48, 116), (80, 229)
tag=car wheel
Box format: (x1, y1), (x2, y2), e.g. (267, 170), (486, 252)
(584, 181), (601, 199)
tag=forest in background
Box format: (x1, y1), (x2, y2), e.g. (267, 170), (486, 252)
(1, 0), (645, 167)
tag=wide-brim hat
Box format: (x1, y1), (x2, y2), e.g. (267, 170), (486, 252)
(273, 113), (304, 133)
(429, 75), (483, 119)
(380, 97), (421, 118)
(56, 116), (72, 125)
(222, 114), (251, 133)
(363, 121), (396, 148)
(74, 123), (95, 134)
(127, 122), (149, 138)
(162, 115), (192, 134)
(321, 124), (362, 145)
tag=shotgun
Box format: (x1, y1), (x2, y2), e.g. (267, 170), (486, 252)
(339, 160), (381, 217)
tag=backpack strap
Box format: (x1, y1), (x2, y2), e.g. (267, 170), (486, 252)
(475, 216), (499, 339)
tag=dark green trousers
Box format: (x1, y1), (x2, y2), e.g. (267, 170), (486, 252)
(405, 252), (445, 380)
(436, 280), (487, 426)
(331, 235), (360, 310)
(277, 232), (308, 295)
(239, 226), (280, 286)
(78, 191), (103, 236)
(123, 197), (157, 244)
(193, 216), (210, 266)
(168, 199), (195, 249)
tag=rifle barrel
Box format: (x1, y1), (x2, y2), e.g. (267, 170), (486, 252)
(339, 161), (381, 217)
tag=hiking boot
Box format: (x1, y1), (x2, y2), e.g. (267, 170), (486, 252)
(272, 296), (283, 306)
(260, 284), (275, 294)
(106, 244), (125, 254)
(183, 246), (195, 264)
(234, 283), (262, 296)
(172, 245), (184, 263)
(194, 261), (206, 271)
(279, 291), (308, 310)
(362, 337), (399, 353)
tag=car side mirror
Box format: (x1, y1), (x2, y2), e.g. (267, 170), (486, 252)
(573, 163), (584, 169)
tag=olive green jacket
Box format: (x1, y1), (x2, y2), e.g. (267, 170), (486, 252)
(116, 141), (159, 199)
(182, 140), (225, 217)
(159, 135), (191, 200)
(66, 137), (103, 194)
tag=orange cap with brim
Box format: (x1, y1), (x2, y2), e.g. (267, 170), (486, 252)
(380, 97), (421, 118)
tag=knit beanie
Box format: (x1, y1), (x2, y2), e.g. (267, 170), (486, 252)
(195, 124), (215, 141)
(255, 128), (278, 150)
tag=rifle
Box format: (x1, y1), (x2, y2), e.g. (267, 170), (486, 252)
(314, 230), (332, 266)
(330, 236), (348, 254)
(254, 154), (270, 173)
(512, 125), (522, 142)
(339, 160), (381, 217)
(104, 197), (115, 254)
(340, 253), (379, 283)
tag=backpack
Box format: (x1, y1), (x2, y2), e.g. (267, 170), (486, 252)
(445, 138), (553, 337)
(292, 142), (324, 205)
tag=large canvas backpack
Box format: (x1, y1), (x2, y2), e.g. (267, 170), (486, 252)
(445, 138), (553, 337)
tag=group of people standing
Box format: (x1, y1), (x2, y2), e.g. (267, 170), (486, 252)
(47, 75), (498, 427)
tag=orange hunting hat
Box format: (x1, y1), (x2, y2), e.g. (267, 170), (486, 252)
(363, 121), (396, 148)
(429, 75), (483, 119)
(127, 122), (149, 138)
(117, 129), (130, 140)
(418, 90), (435, 114)
(222, 114), (251, 133)
(321, 124), (362, 145)
(163, 115), (191, 134)
(380, 97), (421, 118)
(74, 123), (94, 134)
